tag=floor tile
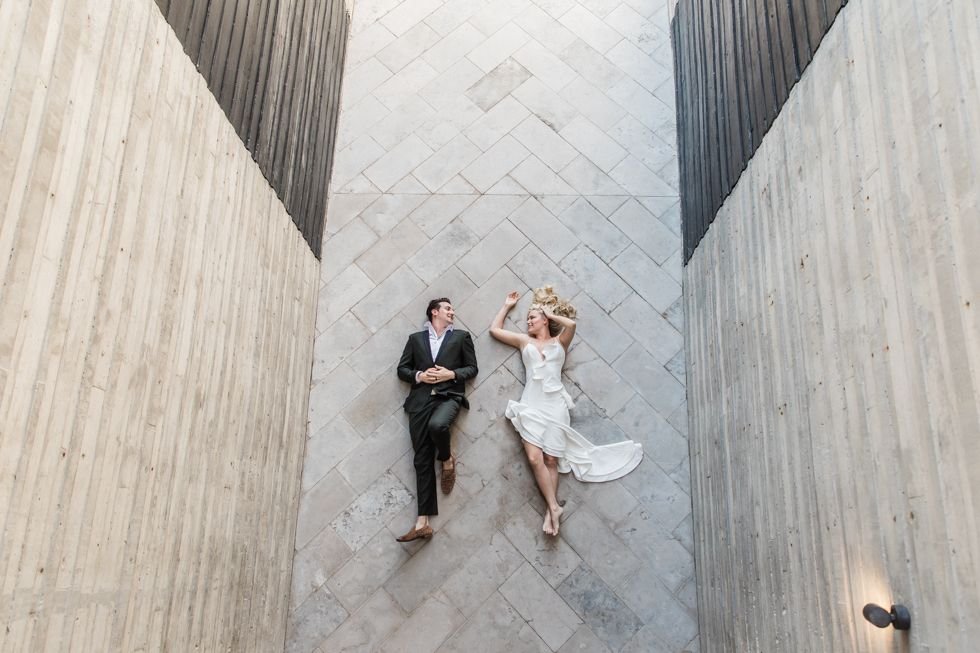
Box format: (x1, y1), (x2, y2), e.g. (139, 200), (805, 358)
(330, 472), (414, 552)
(559, 5), (623, 53)
(558, 625), (612, 653)
(508, 198), (580, 263)
(421, 22), (483, 72)
(465, 96), (532, 150)
(378, 592), (464, 653)
(560, 115), (628, 172)
(439, 592), (550, 653)
(558, 156), (627, 195)
(500, 562), (583, 649)
(364, 134), (435, 191)
(291, 527), (353, 610)
(318, 589), (406, 652)
(610, 244), (680, 311)
(605, 39), (671, 92)
(609, 291), (682, 364)
(561, 508), (642, 588)
(608, 197), (677, 264)
(467, 22), (532, 72)
(337, 410), (412, 491)
(407, 220), (481, 283)
(460, 135), (530, 191)
(295, 470), (357, 550)
(614, 341), (685, 417)
(458, 194), (526, 236)
(561, 39), (626, 92)
(560, 245), (632, 311)
(511, 114), (579, 171)
(557, 565), (643, 652)
(441, 531), (525, 616)
(457, 219), (528, 286)
(285, 586), (348, 653)
(502, 503), (583, 587)
(413, 134), (483, 191)
(513, 40), (578, 91)
(376, 22), (441, 72)
(302, 416), (364, 492)
(356, 216), (430, 283)
(511, 76), (579, 130)
(509, 155), (577, 194)
(558, 197), (631, 262)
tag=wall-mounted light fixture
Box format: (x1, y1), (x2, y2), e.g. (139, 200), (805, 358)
(862, 603), (911, 630)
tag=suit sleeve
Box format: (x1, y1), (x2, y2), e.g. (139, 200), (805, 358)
(397, 336), (417, 384)
(453, 332), (479, 382)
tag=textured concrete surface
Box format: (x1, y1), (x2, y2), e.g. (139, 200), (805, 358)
(289, 0), (696, 650)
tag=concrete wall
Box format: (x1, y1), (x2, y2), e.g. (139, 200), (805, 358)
(684, 0), (979, 650)
(0, 0), (318, 649)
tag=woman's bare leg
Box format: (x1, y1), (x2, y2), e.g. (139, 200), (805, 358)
(523, 441), (560, 535)
(543, 454), (563, 534)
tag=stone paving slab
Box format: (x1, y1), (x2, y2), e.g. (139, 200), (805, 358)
(289, 0), (697, 650)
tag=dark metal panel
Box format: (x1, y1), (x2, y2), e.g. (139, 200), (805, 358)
(704, 0), (725, 225)
(227, 0), (263, 130)
(804, 0), (830, 51)
(153, 0), (350, 259)
(691, 0), (712, 260)
(721, 0), (746, 192)
(731, 0), (753, 159)
(672, 0), (850, 262)
(183, 0), (211, 62)
(770, 0), (798, 101)
(787, 0), (812, 75)
(825, 0), (846, 21)
(213, 0), (246, 108)
(748, 0), (776, 138)
(207, 0), (238, 101)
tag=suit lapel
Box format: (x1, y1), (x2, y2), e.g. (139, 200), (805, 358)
(418, 331), (435, 369)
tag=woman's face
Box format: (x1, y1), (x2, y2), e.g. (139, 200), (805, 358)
(526, 309), (548, 336)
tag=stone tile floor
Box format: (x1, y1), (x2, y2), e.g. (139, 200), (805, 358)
(288, 0), (697, 649)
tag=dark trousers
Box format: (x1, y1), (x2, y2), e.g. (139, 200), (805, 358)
(409, 397), (461, 516)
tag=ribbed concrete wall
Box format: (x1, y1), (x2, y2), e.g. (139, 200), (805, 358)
(0, 0), (318, 649)
(684, 0), (979, 650)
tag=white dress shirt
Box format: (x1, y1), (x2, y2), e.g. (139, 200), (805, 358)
(415, 321), (454, 382)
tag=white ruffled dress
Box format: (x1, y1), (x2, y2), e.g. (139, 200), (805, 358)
(505, 340), (643, 482)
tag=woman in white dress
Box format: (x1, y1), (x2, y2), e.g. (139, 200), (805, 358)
(490, 287), (643, 536)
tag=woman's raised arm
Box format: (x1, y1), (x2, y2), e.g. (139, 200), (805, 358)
(489, 291), (526, 349)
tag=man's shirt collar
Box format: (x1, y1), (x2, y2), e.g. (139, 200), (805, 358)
(424, 320), (454, 339)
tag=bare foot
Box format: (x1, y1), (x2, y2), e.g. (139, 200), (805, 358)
(549, 505), (564, 536)
(542, 510), (555, 536)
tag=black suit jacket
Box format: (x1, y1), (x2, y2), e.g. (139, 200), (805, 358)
(397, 329), (478, 413)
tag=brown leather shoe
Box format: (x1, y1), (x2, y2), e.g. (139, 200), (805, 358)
(395, 524), (433, 542)
(441, 455), (456, 495)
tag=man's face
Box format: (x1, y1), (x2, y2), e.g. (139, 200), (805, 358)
(432, 302), (455, 326)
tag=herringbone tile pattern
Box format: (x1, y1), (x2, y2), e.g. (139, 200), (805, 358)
(289, 0), (697, 650)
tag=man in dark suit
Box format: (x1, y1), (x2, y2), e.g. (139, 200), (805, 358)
(394, 297), (478, 542)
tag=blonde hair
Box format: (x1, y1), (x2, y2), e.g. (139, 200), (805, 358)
(529, 286), (577, 336)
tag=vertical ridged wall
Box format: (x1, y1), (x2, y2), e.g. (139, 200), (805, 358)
(154, 0), (350, 258)
(684, 0), (979, 650)
(0, 0), (318, 649)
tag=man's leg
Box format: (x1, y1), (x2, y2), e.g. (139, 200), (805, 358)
(409, 407), (439, 517)
(427, 398), (461, 461)
(428, 399), (461, 494)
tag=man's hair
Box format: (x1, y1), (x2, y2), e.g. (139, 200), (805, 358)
(426, 298), (451, 322)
